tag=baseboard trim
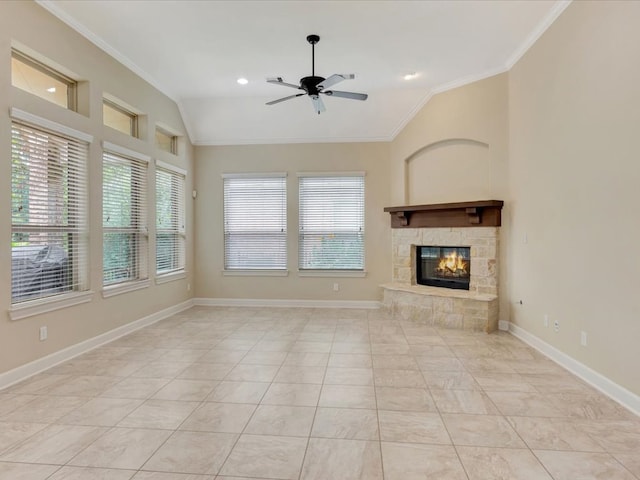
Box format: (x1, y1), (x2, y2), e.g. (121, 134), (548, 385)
(193, 297), (381, 309)
(0, 299), (194, 391)
(507, 322), (640, 416)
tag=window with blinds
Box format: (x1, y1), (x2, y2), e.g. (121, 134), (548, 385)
(11, 121), (88, 303)
(156, 163), (186, 275)
(103, 150), (148, 286)
(223, 174), (287, 270)
(298, 174), (365, 270)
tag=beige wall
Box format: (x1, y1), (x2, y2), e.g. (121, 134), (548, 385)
(0, 1), (194, 375)
(389, 73), (510, 322)
(389, 74), (509, 206)
(194, 143), (390, 301)
(508, 0), (640, 395)
(3, 0), (639, 400)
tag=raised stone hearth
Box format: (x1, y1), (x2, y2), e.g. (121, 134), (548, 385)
(382, 201), (503, 333)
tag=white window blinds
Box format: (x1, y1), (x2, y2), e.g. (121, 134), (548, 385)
(103, 150), (148, 286)
(223, 174), (287, 270)
(299, 174), (365, 270)
(11, 121), (89, 303)
(156, 164), (185, 275)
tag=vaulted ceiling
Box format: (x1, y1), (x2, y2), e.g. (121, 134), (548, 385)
(39, 0), (570, 145)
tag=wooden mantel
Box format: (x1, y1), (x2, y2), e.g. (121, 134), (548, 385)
(384, 200), (504, 228)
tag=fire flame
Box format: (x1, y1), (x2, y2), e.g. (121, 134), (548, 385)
(437, 251), (468, 276)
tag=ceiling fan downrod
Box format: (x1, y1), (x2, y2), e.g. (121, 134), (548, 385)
(307, 34), (320, 77)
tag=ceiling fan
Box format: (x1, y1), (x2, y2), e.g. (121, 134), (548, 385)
(266, 34), (368, 114)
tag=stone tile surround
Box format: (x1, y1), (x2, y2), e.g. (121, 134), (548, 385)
(382, 227), (499, 332)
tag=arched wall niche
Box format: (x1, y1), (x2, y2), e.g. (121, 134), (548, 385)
(403, 138), (491, 205)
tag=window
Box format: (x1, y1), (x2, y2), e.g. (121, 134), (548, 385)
(156, 127), (178, 155)
(103, 146), (149, 287)
(103, 100), (138, 137)
(298, 173), (365, 270)
(223, 174), (287, 271)
(156, 162), (186, 276)
(11, 119), (89, 303)
(11, 50), (76, 110)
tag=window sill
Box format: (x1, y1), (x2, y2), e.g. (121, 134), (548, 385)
(223, 269), (289, 277)
(102, 279), (150, 298)
(9, 290), (95, 321)
(155, 270), (187, 284)
(298, 270), (367, 278)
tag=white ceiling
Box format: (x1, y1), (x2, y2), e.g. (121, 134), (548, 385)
(39, 0), (570, 145)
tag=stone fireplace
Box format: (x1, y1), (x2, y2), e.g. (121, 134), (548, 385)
(382, 201), (503, 332)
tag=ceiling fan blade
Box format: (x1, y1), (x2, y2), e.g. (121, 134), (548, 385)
(323, 90), (368, 101)
(267, 77), (302, 90)
(310, 94), (326, 114)
(317, 74), (355, 90)
(266, 93), (305, 105)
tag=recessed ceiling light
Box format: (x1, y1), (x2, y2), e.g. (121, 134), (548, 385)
(46, 87), (56, 93)
(403, 73), (418, 81)
(237, 77), (248, 85)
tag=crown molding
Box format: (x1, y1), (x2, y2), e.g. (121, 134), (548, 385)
(36, 0), (573, 147)
(36, 1), (178, 102)
(193, 135), (391, 146)
(505, 0), (573, 69)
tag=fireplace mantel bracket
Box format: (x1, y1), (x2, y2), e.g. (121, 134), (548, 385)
(384, 200), (504, 229)
(394, 211), (410, 226)
(466, 207), (481, 224)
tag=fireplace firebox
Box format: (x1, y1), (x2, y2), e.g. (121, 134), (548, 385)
(416, 246), (470, 290)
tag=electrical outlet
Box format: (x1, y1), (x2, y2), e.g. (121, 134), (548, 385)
(333, 283), (339, 292)
(544, 314), (549, 327)
(39, 326), (48, 341)
(581, 331), (588, 346)
(187, 283), (191, 291)
(554, 319), (559, 332)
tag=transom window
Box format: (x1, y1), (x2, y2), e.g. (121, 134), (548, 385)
(11, 120), (89, 303)
(11, 50), (77, 110)
(298, 173), (365, 270)
(103, 100), (138, 137)
(223, 174), (287, 270)
(102, 147), (149, 287)
(156, 163), (186, 276)
(156, 127), (178, 155)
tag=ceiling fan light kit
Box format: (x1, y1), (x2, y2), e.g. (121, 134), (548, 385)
(266, 34), (368, 114)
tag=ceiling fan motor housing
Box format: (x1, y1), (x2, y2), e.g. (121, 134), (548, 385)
(301, 76), (325, 95)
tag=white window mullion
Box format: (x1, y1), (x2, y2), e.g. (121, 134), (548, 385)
(223, 174), (287, 270)
(298, 175), (365, 271)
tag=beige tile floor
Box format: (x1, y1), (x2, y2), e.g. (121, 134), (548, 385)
(1, 306), (639, 480)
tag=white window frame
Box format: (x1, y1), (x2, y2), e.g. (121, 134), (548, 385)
(9, 108), (93, 320)
(103, 97), (139, 138)
(155, 126), (178, 155)
(155, 161), (186, 281)
(222, 173), (288, 274)
(298, 172), (365, 274)
(102, 142), (150, 296)
(11, 49), (77, 111)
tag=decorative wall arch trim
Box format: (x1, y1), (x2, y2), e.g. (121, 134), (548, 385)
(403, 138), (489, 204)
